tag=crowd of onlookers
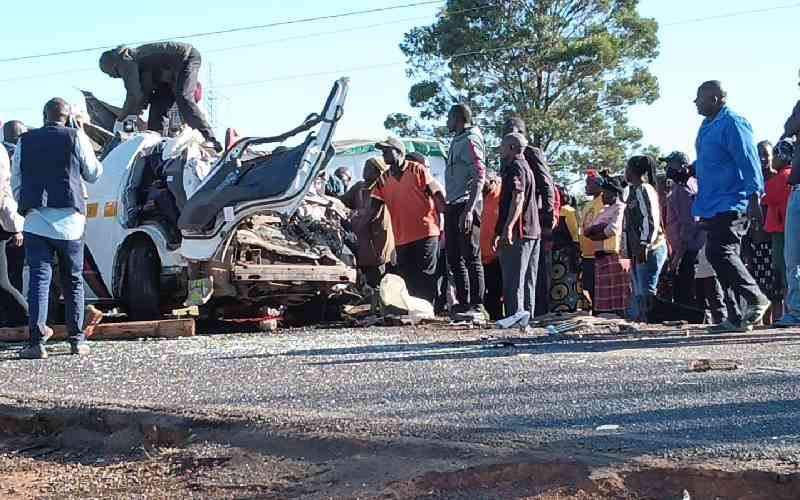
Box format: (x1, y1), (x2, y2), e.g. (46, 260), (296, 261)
(3, 78), (798, 359)
(324, 80), (800, 331)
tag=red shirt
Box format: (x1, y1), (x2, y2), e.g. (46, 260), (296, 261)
(480, 183), (501, 264)
(764, 167), (792, 233)
(371, 160), (440, 246)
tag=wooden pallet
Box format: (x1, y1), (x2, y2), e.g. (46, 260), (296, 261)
(0, 319), (195, 343)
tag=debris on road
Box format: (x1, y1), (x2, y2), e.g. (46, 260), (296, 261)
(378, 274), (435, 324)
(496, 311), (530, 329)
(687, 359), (739, 372)
(0, 319), (195, 343)
(595, 424), (622, 432)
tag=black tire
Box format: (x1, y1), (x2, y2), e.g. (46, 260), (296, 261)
(124, 243), (161, 321)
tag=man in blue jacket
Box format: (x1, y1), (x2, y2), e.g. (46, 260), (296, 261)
(693, 81), (769, 332)
(11, 98), (103, 359)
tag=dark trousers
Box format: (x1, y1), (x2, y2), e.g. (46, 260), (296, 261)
(498, 238), (540, 318)
(581, 258), (595, 304)
(445, 203), (484, 308)
(0, 237), (27, 327)
(434, 248), (450, 314)
(396, 236), (438, 304)
(695, 276), (727, 324)
(535, 239), (552, 316)
(147, 49), (215, 141)
(673, 250), (698, 306)
(483, 260), (504, 320)
(25, 233), (86, 346)
(703, 212), (767, 323)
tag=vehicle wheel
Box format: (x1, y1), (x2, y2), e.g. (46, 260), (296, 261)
(124, 243), (161, 321)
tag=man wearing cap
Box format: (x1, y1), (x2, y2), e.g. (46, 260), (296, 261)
(372, 137), (445, 303)
(99, 42), (221, 152)
(663, 151), (703, 306)
(445, 104), (486, 318)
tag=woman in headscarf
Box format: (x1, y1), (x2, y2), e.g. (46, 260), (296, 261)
(624, 155), (668, 322)
(340, 158), (395, 287)
(582, 175), (631, 317)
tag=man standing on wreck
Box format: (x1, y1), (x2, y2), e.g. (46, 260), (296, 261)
(99, 42), (222, 152)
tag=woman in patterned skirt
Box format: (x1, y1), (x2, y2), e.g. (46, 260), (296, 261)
(582, 176), (631, 316)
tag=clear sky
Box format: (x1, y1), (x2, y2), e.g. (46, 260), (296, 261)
(1, 0), (798, 167)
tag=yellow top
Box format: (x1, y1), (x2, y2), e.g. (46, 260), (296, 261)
(579, 197), (604, 258)
(580, 196), (622, 256)
(560, 205), (580, 243)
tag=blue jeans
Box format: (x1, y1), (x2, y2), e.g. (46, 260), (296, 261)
(25, 233), (86, 346)
(628, 242), (667, 322)
(784, 189), (800, 320)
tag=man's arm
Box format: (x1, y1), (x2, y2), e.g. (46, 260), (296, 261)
(501, 191), (524, 245)
(76, 130), (103, 183)
(460, 135), (486, 231)
(726, 118), (764, 197)
(0, 147), (24, 234)
(118, 59), (146, 118)
(527, 147), (556, 229)
(426, 178), (446, 216)
(10, 141), (22, 203)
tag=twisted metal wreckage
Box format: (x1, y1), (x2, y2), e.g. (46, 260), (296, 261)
(78, 79), (360, 322)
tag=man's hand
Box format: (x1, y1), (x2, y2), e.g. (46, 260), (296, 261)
(459, 209), (474, 233)
(500, 226), (514, 248)
(11, 233), (23, 247)
(492, 236), (500, 253)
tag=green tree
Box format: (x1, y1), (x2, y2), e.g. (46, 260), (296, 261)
(395, 0), (660, 181)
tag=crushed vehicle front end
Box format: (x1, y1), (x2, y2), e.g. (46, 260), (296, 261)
(177, 78), (356, 315)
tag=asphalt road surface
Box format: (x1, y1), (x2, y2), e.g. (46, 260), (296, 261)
(1, 323), (799, 465)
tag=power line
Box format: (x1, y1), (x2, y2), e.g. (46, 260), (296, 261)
(0, 4), (488, 85)
(212, 42), (546, 90)
(662, 2), (800, 26)
(209, 3), (800, 91)
(0, 0), (443, 63)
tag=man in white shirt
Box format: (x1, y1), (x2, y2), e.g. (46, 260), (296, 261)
(11, 98), (103, 359)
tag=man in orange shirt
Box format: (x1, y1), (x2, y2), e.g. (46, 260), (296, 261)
(480, 176), (502, 320)
(372, 138), (445, 303)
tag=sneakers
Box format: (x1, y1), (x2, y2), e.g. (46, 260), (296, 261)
(70, 343), (91, 356)
(708, 319), (751, 333)
(18, 344), (47, 360)
(742, 299), (771, 328)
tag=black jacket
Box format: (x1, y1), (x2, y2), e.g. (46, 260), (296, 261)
(111, 42), (195, 117)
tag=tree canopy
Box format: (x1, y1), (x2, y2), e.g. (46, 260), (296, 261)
(391, 0), (660, 180)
